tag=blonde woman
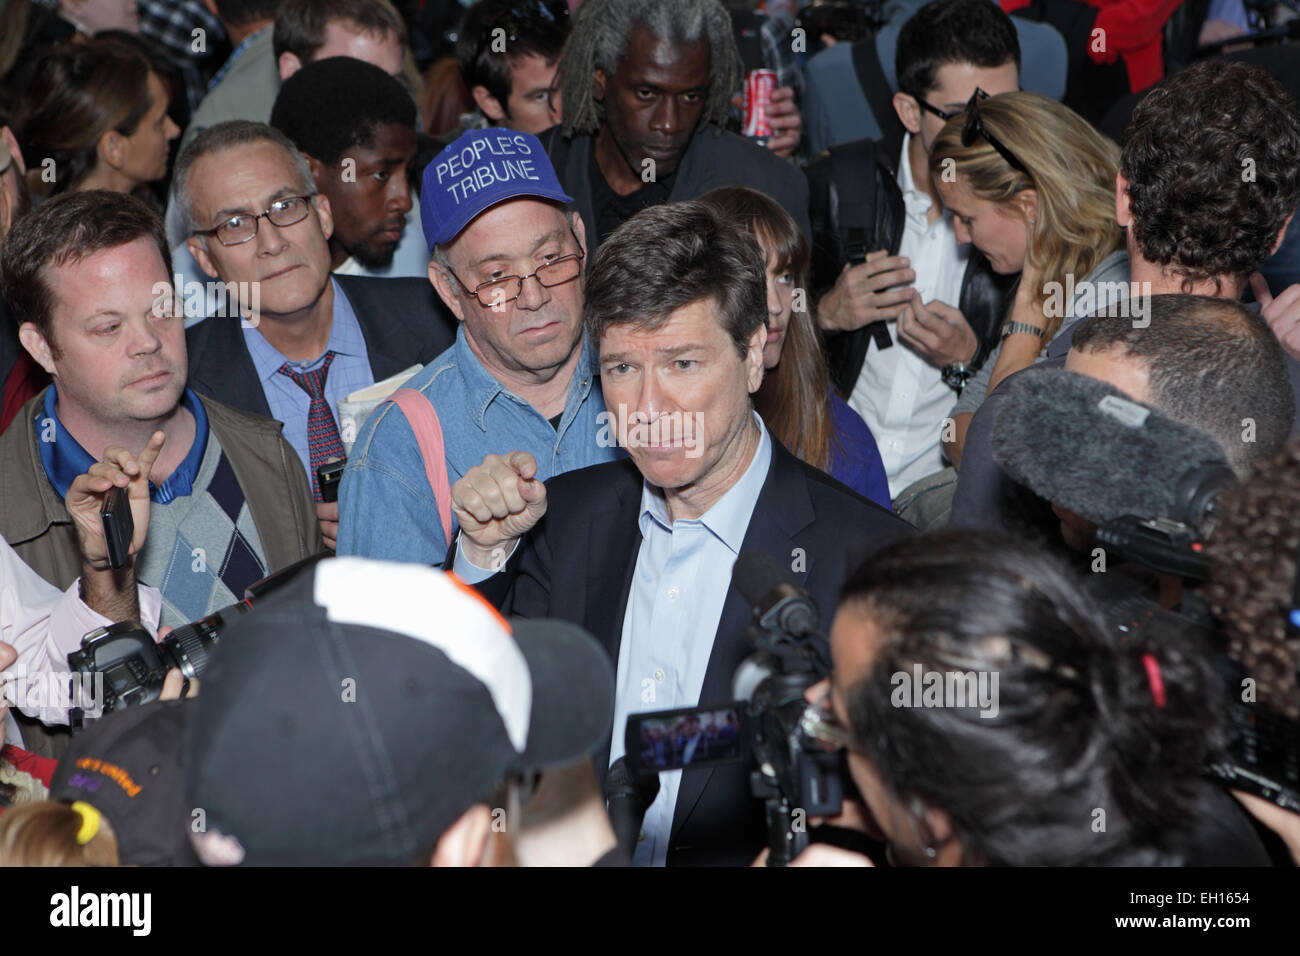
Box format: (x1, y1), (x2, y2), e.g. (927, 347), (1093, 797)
(929, 90), (1127, 466)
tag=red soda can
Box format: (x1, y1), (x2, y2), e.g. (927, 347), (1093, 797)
(743, 69), (777, 143)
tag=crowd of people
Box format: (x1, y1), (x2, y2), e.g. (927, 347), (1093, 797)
(0, 0), (1298, 869)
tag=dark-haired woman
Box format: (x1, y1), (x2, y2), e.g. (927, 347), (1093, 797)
(13, 37), (178, 200)
(798, 530), (1270, 866)
(702, 187), (890, 509)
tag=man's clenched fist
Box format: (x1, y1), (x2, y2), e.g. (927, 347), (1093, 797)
(451, 451), (548, 568)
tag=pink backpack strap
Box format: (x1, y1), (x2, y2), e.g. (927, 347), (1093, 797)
(382, 388), (453, 545)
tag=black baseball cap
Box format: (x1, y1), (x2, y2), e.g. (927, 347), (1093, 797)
(49, 698), (198, 866)
(185, 557), (614, 866)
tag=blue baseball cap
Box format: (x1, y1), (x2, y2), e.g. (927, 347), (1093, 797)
(420, 128), (574, 249)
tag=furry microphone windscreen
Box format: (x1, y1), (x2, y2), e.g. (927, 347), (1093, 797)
(991, 367), (1230, 525)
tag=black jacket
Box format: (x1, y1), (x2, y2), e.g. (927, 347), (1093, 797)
(806, 125), (1015, 397)
(465, 432), (913, 865)
(186, 274), (456, 419)
(538, 124), (812, 248)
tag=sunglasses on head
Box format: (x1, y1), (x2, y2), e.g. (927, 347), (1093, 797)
(958, 88), (1030, 176)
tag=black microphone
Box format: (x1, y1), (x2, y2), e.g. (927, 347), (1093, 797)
(733, 549), (818, 639)
(605, 757), (660, 860)
(992, 367), (1232, 527)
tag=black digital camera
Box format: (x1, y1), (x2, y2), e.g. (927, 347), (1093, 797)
(67, 554), (323, 719)
(69, 609), (239, 717)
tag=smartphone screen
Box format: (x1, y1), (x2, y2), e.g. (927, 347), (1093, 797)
(625, 704), (747, 775)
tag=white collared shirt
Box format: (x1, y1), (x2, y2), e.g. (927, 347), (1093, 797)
(847, 132), (969, 498)
(1, 537), (162, 734)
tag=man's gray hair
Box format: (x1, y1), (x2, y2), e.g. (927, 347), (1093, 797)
(172, 121), (317, 239)
(559, 0), (742, 138)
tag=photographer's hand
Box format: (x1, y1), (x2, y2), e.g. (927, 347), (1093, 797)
(160, 626), (200, 701)
(1232, 789), (1300, 865)
(452, 451), (547, 569)
(751, 845), (875, 867)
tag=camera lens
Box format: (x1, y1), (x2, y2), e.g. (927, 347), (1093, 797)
(163, 619), (220, 680)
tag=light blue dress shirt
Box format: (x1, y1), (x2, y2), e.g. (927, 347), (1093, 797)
(242, 277), (374, 479)
(611, 417), (772, 866)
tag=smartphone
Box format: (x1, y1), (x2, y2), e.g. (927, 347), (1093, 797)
(316, 458), (347, 504)
(624, 704), (748, 776)
(100, 485), (133, 569)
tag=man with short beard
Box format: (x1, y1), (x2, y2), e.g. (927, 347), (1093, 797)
(270, 56), (419, 273)
(541, 0), (810, 249)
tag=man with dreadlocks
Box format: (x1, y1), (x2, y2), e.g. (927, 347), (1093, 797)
(540, 0), (810, 249)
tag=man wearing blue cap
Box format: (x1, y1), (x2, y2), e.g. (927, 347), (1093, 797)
(336, 128), (623, 566)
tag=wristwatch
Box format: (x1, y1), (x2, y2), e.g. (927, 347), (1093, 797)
(1001, 320), (1045, 339)
(941, 362), (974, 391)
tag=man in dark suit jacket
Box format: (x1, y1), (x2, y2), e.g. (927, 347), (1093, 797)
(186, 273), (455, 420)
(174, 121), (456, 548)
(448, 201), (912, 865)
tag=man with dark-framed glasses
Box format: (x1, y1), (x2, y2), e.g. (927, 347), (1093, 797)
(336, 128), (623, 566)
(177, 121), (454, 551)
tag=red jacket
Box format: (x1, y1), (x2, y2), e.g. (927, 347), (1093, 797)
(1, 350), (50, 436)
(1002, 0), (1183, 93)
(0, 743), (58, 811)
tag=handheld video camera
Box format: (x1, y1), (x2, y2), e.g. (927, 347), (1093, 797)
(624, 551), (852, 866)
(67, 554), (324, 721)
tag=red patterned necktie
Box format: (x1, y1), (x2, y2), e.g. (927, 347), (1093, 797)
(278, 351), (344, 501)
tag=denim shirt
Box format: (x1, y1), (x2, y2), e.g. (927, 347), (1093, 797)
(337, 327), (622, 565)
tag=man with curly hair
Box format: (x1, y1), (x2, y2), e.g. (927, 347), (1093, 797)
(1117, 62), (1300, 323)
(953, 58), (1300, 530)
(538, 0), (810, 248)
